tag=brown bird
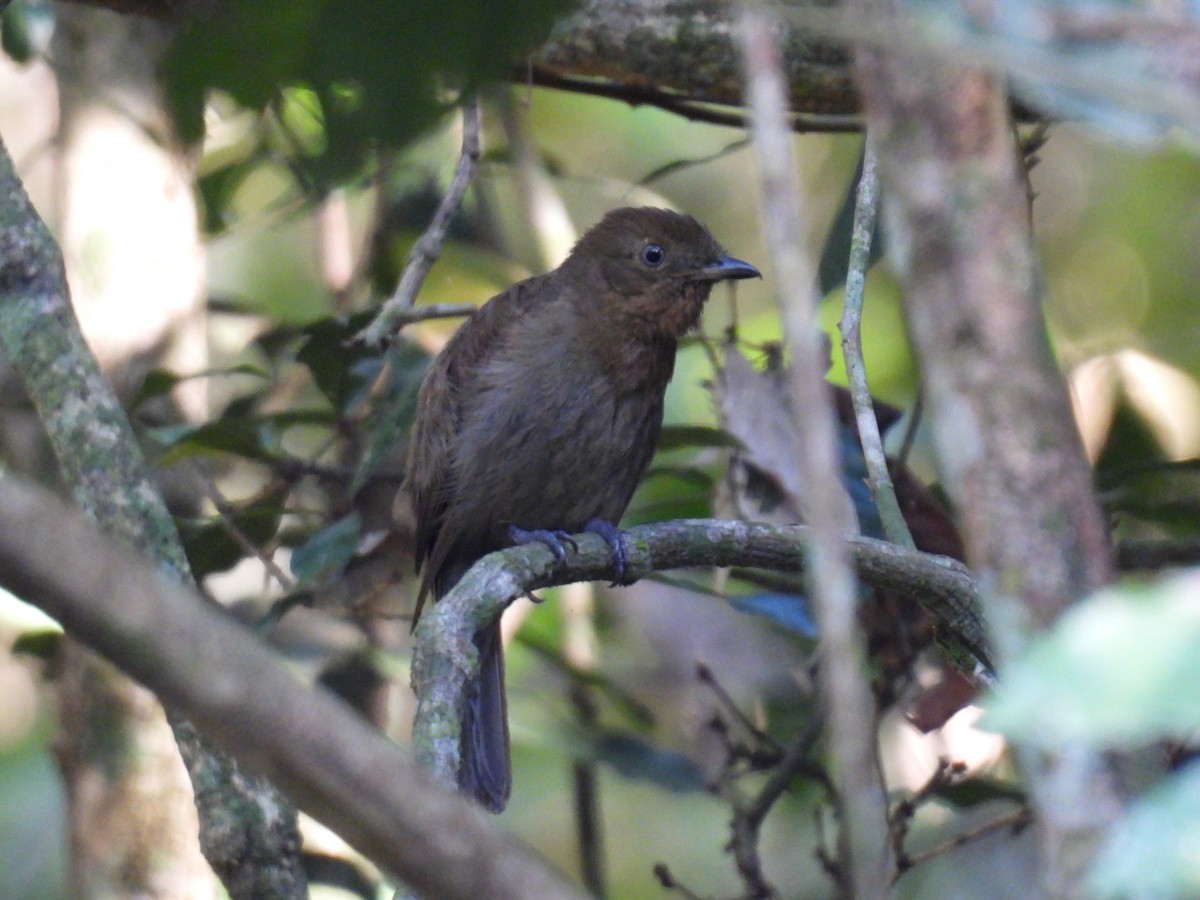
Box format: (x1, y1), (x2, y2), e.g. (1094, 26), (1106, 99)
(402, 207), (759, 811)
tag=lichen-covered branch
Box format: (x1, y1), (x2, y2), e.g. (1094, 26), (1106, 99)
(411, 517), (982, 799)
(0, 132), (305, 897)
(848, 1), (1123, 893)
(531, 0), (856, 119)
(0, 475), (585, 900)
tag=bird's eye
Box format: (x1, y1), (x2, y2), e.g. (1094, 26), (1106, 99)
(640, 244), (665, 267)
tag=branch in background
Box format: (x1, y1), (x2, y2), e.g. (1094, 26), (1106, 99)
(0, 475), (585, 900)
(359, 99), (482, 346)
(738, 4), (896, 895)
(0, 130), (306, 896)
(836, 142), (915, 550)
(848, 0), (1123, 893)
(531, 0), (857, 117)
(523, 66), (862, 133)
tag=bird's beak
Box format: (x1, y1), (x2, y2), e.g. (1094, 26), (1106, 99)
(699, 255), (761, 282)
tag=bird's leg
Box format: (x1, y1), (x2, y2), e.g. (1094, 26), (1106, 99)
(583, 518), (632, 586)
(507, 525), (579, 564)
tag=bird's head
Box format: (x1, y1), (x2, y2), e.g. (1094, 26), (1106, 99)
(564, 207), (760, 339)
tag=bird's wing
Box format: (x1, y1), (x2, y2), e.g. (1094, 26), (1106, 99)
(403, 274), (550, 616)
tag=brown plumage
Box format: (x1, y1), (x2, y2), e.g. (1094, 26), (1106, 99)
(401, 207), (759, 811)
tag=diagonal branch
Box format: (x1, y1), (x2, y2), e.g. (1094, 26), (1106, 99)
(359, 99), (482, 346)
(0, 475), (585, 900)
(0, 125), (305, 897)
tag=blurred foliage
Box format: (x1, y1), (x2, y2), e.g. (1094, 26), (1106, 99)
(165, 0), (572, 184)
(987, 573), (1200, 747)
(987, 572), (1200, 896)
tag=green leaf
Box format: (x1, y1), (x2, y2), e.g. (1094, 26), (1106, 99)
(165, 0), (573, 183)
(11, 629), (62, 661)
(932, 777), (1026, 809)
(984, 573), (1200, 748)
(1089, 762), (1200, 898)
(133, 364), (270, 409)
(150, 421), (273, 465)
(2, 2), (53, 65)
(296, 312), (378, 410)
(656, 425), (743, 452)
(351, 342), (430, 494)
(196, 151), (270, 235)
(290, 513), (362, 585)
(179, 492), (288, 579)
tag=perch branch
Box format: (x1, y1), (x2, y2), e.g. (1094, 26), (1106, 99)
(410, 517), (983, 810)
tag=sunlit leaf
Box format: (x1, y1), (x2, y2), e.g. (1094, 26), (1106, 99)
(984, 572), (1200, 747)
(11, 629), (62, 661)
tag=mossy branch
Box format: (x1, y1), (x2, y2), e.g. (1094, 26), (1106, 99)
(411, 518), (987, 791)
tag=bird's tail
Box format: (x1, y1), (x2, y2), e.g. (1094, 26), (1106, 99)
(459, 620), (511, 812)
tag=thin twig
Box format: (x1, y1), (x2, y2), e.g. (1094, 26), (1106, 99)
(380, 301), (478, 328)
(726, 714), (829, 899)
(569, 685), (606, 898)
(739, 5), (896, 895)
(496, 92), (576, 269)
(522, 65), (864, 134)
(888, 757), (966, 868)
(747, 714), (831, 827)
(837, 141), (915, 549)
(191, 463), (295, 591)
(358, 99), (482, 346)
(898, 808), (1032, 876)
(637, 138), (752, 186)
(652, 863), (706, 899)
(697, 663), (783, 759)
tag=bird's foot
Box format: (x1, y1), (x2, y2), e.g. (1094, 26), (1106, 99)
(507, 526), (579, 565)
(583, 518), (632, 586)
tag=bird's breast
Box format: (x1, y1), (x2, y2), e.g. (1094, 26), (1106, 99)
(450, 351), (667, 542)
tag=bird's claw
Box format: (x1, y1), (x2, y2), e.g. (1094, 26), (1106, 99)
(584, 518), (631, 586)
(508, 526), (578, 565)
